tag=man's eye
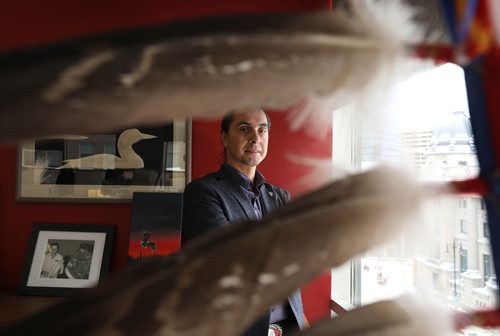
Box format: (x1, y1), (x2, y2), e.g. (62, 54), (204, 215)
(239, 127), (248, 132)
(259, 128), (267, 133)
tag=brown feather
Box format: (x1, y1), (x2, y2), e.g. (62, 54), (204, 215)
(0, 1), (422, 140)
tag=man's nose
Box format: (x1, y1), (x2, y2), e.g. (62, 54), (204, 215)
(248, 129), (259, 143)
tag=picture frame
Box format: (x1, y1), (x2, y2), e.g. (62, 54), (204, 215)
(18, 223), (115, 296)
(16, 120), (191, 203)
(128, 192), (183, 264)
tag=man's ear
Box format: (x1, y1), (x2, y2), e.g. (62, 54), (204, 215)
(221, 132), (228, 147)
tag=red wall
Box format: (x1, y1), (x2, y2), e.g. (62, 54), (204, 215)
(0, 0), (332, 325)
(0, 0), (329, 51)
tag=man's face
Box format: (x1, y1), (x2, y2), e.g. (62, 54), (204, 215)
(222, 109), (269, 169)
(51, 244), (58, 256)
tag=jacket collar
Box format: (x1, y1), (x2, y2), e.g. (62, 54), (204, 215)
(214, 164), (270, 220)
(214, 164), (256, 220)
(214, 164), (278, 217)
(259, 182), (276, 215)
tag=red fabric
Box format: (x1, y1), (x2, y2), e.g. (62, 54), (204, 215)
(450, 177), (489, 195)
(455, 309), (500, 330)
(462, 0), (494, 59)
(474, 310), (500, 328)
(414, 43), (455, 63)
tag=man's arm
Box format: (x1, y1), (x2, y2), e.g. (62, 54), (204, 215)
(181, 180), (230, 245)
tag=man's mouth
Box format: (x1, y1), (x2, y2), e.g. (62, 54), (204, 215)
(245, 148), (260, 154)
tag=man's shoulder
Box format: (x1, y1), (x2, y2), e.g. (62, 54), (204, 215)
(184, 170), (222, 195)
(263, 181), (289, 193)
(187, 173), (213, 184)
(186, 165), (232, 188)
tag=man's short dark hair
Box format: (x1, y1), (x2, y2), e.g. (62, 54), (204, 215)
(79, 243), (93, 253)
(220, 108), (271, 133)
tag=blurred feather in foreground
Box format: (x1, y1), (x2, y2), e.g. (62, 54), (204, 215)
(0, 0), (423, 140)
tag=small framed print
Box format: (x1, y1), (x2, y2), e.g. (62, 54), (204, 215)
(18, 223), (115, 296)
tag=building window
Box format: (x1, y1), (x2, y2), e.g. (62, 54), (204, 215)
(458, 198), (467, 209)
(458, 160), (467, 166)
(484, 222), (490, 239)
(460, 249), (468, 273)
(460, 219), (467, 234)
(484, 254), (492, 281)
(433, 272), (439, 290)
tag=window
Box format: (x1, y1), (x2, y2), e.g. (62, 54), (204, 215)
(332, 63), (498, 335)
(433, 272), (439, 290)
(484, 222), (490, 239)
(460, 219), (467, 234)
(460, 249), (468, 273)
(459, 199), (467, 209)
(484, 254), (492, 281)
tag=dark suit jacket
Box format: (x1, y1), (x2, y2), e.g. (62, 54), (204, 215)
(182, 164), (305, 334)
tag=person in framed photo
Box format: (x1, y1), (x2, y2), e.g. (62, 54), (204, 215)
(64, 242), (94, 280)
(40, 242), (64, 278)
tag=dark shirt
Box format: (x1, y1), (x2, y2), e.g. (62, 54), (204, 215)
(226, 163), (265, 219)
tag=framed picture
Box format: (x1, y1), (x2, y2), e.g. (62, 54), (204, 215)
(18, 223), (115, 296)
(128, 192), (183, 264)
(17, 120), (190, 203)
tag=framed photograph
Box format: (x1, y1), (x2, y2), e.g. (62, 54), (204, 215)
(18, 223), (115, 296)
(17, 120), (190, 203)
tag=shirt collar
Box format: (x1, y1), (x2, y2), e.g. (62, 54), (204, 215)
(222, 163), (266, 191)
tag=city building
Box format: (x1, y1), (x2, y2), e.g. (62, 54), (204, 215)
(414, 111), (497, 311)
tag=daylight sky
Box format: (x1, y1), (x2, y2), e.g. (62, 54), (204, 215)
(393, 63), (469, 132)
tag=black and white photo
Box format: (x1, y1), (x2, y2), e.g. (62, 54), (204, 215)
(19, 223), (114, 296)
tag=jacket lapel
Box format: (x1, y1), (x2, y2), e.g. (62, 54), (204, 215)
(259, 184), (276, 215)
(215, 165), (257, 221)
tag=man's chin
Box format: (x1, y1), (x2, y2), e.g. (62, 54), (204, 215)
(242, 159), (261, 167)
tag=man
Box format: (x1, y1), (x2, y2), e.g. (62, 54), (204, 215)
(64, 243), (93, 279)
(182, 108), (306, 335)
(41, 242), (64, 278)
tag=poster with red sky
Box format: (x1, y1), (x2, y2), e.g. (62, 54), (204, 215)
(129, 192), (182, 263)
